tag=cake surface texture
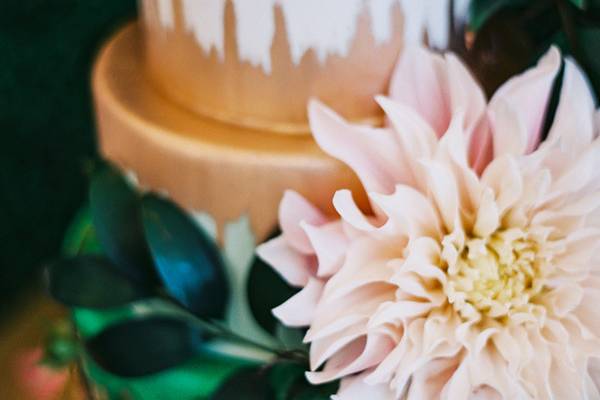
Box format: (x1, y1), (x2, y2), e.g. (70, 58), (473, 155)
(94, 0), (465, 240)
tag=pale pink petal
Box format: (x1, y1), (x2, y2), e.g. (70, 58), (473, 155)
(489, 98), (529, 157)
(541, 283), (584, 318)
(256, 236), (314, 287)
(547, 58), (596, 153)
(480, 155), (523, 216)
(272, 277), (324, 327)
(473, 188), (500, 237)
(307, 334), (395, 384)
(407, 357), (460, 400)
(301, 221), (349, 278)
(333, 371), (395, 400)
(368, 185), (442, 240)
(309, 100), (407, 194)
(279, 190), (327, 254)
(420, 159), (460, 232)
(333, 190), (378, 232)
(489, 46), (560, 155)
(468, 117), (494, 174)
(445, 53), (487, 135)
(389, 45), (451, 136)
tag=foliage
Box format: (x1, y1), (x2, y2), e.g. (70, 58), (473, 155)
(44, 164), (308, 399)
(468, 0), (600, 98)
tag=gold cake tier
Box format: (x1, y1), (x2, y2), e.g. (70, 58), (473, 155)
(93, 23), (366, 241)
(140, 0), (405, 134)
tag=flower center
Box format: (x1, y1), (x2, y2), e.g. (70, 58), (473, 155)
(444, 229), (545, 320)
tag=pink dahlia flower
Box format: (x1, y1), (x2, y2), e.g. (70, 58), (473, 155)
(257, 46), (600, 399)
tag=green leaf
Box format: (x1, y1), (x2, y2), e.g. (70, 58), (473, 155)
(576, 27), (600, 96)
(86, 316), (203, 377)
(141, 194), (229, 319)
(90, 165), (156, 286)
(269, 362), (306, 400)
(568, 0), (586, 9)
(288, 381), (339, 400)
(46, 255), (152, 308)
(247, 253), (297, 334)
(469, 0), (528, 31)
(61, 205), (102, 257)
(210, 367), (275, 400)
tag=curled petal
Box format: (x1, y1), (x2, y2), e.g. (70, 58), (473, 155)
(309, 100), (408, 194)
(489, 46), (560, 156)
(272, 278), (324, 327)
(279, 190), (327, 254)
(547, 58), (596, 153)
(333, 371), (395, 400)
(256, 236), (314, 287)
(302, 221), (349, 278)
(389, 45), (451, 136)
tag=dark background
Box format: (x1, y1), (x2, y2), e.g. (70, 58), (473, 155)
(0, 0), (136, 316)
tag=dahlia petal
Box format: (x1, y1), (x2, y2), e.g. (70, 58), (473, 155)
(307, 334), (395, 384)
(256, 236), (314, 287)
(272, 277), (324, 326)
(309, 324), (367, 370)
(575, 285), (600, 337)
(473, 187), (500, 238)
(309, 100), (407, 193)
(333, 190), (377, 232)
(480, 155), (523, 216)
(376, 95), (438, 156)
(369, 300), (435, 327)
(333, 371), (395, 400)
(489, 46), (560, 155)
(324, 238), (399, 301)
(308, 283), (396, 342)
(547, 58), (596, 153)
(279, 190), (327, 254)
(420, 159), (460, 232)
(368, 185), (442, 240)
(469, 117), (494, 174)
(407, 357), (460, 400)
(440, 360), (472, 400)
(445, 53), (487, 135)
(388, 45), (451, 136)
(301, 221), (349, 278)
(489, 98), (529, 157)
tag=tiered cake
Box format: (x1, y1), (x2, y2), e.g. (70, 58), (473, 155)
(93, 0), (464, 242)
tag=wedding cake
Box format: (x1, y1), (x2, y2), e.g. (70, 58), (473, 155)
(93, 0), (466, 242)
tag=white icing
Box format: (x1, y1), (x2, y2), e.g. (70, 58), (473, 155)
(156, 0), (174, 29)
(279, 0), (364, 64)
(425, 0), (451, 49)
(153, 0), (471, 73)
(368, 0), (397, 45)
(181, 0), (227, 60)
(232, 0), (277, 73)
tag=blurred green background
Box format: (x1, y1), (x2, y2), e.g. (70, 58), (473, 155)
(0, 0), (136, 316)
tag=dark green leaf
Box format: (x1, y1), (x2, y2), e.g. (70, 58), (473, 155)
(141, 194), (229, 319)
(211, 367), (275, 400)
(247, 254), (297, 334)
(469, 0), (529, 31)
(568, 0), (586, 9)
(89, 165), (156, 286)
(86, 316), (203, 377)
(288, 381), (339, 400)
(46, 255), (151, 308)
(61, 205), (102, 257)
(269, 362), (306, 400)
(576, 27), (600, 96)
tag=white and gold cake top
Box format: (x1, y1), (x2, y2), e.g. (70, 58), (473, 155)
(146, 0), (469, 74)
